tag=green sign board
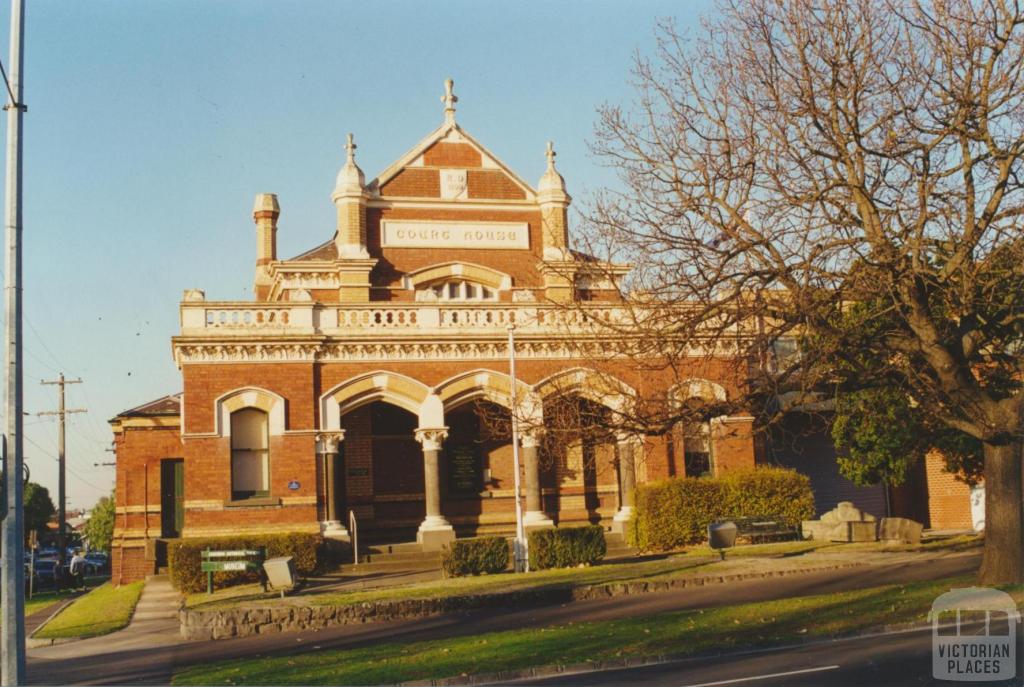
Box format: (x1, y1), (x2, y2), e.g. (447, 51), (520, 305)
(447, 445), (481, 494)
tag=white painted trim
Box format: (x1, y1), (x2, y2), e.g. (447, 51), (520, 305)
(214, 387), (286, 437)
(319, 370), (431, 430)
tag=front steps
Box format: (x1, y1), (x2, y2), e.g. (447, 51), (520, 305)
(130, 574), (181, 622)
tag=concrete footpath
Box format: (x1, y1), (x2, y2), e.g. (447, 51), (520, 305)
(27, 550), (980, 686)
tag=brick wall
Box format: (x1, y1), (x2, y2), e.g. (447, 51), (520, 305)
(924, 449), (975, 530)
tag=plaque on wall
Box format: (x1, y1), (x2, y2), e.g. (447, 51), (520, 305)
(380, 220), (529, 249)
(447, 445), (481, 494)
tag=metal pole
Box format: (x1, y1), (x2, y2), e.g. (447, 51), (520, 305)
(507, 325), (527, 572)
(39, 375), (83, 575)
(1, 0), (26, 682)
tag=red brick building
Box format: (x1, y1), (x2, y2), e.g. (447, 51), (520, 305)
(109, 81), (977, 583)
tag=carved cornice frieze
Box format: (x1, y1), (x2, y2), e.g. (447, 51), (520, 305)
(173, 338), (619, 365)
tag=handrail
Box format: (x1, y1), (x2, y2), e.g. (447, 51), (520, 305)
(349, 510), (358, 566)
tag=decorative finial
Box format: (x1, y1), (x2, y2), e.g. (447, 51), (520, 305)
(545, 141), (556, 168)
(345, 132), (357, 162)
(441, 78), (458, 124)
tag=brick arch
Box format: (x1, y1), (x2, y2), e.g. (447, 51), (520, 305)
(533, 367), (636, 415)
(434, 368), (541, 424)
(404, 262), (513, 291)
(669, 378), (728, 405)
(215, 387), (286, 437)
(320, 371), (431, 431)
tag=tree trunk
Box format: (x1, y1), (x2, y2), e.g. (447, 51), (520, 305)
(978, 440), (1023, 585)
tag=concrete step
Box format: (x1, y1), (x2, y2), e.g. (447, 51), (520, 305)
(363, 541), (426, 555)
(359, 551), (441, 564)
(344, 560), (440, 573)
(132, 609), (178, 621)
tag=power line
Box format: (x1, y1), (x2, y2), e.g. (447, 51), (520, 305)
(0, 56), (17, 110)
(38, 374), (85, 568)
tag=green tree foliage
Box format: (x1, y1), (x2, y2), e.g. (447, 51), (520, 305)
(832, 388), (922, 488)
(84, 492), (116, 552)
(832, 387), (985, 489)
(23, 481), (55, 542)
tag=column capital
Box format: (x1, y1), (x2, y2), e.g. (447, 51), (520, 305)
(615, 431), (643, 447)
(415, 427), (449, 452)
(520, 429), (544, 449)
(315, 430), (346, 453)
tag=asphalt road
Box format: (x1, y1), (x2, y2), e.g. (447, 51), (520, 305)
(28, 552), (984, 686)
(521, 623), (1024, 687)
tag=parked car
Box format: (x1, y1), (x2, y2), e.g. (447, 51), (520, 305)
(31, 559), (60, 588)
(84, 552), (109, 575)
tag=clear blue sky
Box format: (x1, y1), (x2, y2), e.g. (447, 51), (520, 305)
(0, 0), (710, 511)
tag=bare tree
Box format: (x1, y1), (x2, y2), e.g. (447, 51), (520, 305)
(585, 0), (1024, 583)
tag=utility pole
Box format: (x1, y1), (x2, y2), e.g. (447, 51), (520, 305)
(38, 374), (84, 570)
(1, 0), (26, 683)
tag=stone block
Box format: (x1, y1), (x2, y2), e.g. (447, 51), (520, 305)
(878, 517), (923, 544)
(845, 521), (877, 542)
(417, 527), (456, 552)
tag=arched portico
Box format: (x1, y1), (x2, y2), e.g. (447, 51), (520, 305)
(534, 369), (638, 529)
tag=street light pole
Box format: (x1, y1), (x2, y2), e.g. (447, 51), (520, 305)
(1, 0), (26, 683)
(507, 325), (528, 572)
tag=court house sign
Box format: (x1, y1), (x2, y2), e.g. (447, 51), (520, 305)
(381, 220), (529, 249)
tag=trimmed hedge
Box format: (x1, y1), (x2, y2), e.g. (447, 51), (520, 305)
(440, 537), (510, 577)
(168, 532), (323, 593)
(632, 467), (815, 551)
(528, 525), (606, 570)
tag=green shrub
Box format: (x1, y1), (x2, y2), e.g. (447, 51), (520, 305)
(631, 477), (726, 550)
(168, 532), (323, 593)
(720, 467), (815, 528)
(528, 525), (606, 570)
(440, 537), (510, 577)
(632, 467), (815, 551)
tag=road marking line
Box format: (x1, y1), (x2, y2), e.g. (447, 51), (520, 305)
(678, 664), (840, 687)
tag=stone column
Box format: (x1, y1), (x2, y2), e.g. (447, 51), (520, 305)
(415, 428), (455, 551)
(316, 431), (349, 540)
(521, 431), (554, 529)
(612, 434), (639, 535)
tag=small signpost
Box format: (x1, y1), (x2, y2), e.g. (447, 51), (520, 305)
(200, 548), (266, 594)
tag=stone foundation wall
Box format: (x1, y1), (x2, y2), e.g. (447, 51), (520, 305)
(181, 561), (861, 640)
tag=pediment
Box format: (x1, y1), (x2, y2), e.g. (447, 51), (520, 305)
(369, 123), (536, 202)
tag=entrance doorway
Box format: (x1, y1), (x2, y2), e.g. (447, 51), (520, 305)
(160, 458), (184, 538)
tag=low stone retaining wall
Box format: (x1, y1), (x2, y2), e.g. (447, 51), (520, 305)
(181, 561), (864, 640)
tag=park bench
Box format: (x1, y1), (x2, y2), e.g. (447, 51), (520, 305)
(201, 548), (267, 594)
(731, 516), (799, 544)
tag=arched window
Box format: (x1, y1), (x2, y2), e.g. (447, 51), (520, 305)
(231, 408), (270, 500)
(683, 421), (713, 478)
(422, 279), (497, 302)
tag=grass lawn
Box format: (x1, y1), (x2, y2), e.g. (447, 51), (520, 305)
(186, 540), (836, 612)
(25, 578), (107, 617)
(34, 581), (144, 640)
(173, 574), (1022, 686)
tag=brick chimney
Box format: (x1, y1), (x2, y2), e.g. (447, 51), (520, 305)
(253, 193), (279, 296)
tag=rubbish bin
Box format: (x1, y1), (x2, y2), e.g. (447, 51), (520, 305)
(708, 521), (738, 559)
(262, 556), (296, 597)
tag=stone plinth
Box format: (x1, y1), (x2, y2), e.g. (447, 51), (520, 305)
(878, 517), (923, 544)
(801, 501), (878, 543)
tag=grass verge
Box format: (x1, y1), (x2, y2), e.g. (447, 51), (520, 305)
(34, 581), (144, 639)
(174, 573), (1019, 686)
(186, 540), (838, 611)
(25, 578), (106, 617)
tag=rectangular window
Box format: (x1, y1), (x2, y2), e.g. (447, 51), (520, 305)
(683, 421), (713, 478)
(231, 408), (270, 500)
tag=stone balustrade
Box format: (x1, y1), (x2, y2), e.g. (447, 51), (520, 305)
(180, 301), (632, 338)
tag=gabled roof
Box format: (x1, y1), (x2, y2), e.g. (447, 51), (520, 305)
(289, 238), (336, 262)
(368, 121), (537, 201)
(113, 393), (182, 419)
